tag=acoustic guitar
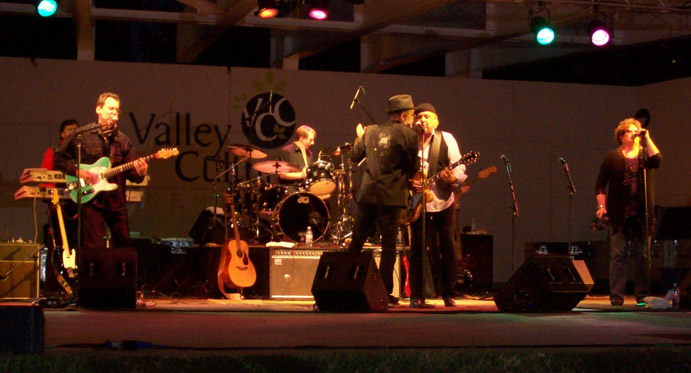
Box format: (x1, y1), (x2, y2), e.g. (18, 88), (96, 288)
(219, 190), (256, 290)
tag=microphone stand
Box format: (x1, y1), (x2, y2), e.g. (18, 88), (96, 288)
(352, 88), (378, 125)
(640, 134), (652, 268)
(560, 159), (577, 254)
(502, 156), (519, 272)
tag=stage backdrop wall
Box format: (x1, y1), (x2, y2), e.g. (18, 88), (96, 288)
(1, 57), (689, 282)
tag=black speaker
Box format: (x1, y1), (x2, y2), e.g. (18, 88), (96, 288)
(494, 255), (594, 312)
(311, 251), (389, 312)
(0, 303), (44, 353)
(78, 247), (137, 309)
(460, 234), (493, 289)
(189, 210), (225, 245)
(679, 269), (691, 310)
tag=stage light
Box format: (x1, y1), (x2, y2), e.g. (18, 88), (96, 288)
(36, 0), (59, 17)
(530, 16), (555, 45)
(257, 0), (279, 19)
(588, 19), (611, 47)
(309, 0), (329, 20)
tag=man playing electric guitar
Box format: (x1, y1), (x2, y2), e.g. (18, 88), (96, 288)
(407, 103), (468, 309)
(55, 92), (148, 250)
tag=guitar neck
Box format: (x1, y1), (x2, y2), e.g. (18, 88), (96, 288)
(102, 153), (157, 179)
(427, 158), (464, 184)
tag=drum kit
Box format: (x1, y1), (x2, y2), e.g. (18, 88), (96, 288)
(219, 142), (356, 245)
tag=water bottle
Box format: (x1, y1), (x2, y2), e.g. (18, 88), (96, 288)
(396, 227), (404, 248)
(671, 283), (680, 310)
(471, 218), (477, 232)
(305, 226), (313, 247)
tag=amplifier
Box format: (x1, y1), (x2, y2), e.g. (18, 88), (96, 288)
(0, 243), (41, 299)
(246, 246), (400, 300)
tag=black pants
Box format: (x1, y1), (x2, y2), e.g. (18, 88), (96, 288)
(81, 203), (131, 249)
(347, 202), (400, 295)
(409, 205), (457, 300)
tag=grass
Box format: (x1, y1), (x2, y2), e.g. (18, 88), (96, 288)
(2, 346), (691, 372)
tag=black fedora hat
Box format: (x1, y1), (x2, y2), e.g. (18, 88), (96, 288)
(386, 94), (414, 113)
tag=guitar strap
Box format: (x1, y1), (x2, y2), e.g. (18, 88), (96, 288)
(426, 130), (442, 184)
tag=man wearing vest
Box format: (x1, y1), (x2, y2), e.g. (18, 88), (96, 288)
(408, 103), (467, 308)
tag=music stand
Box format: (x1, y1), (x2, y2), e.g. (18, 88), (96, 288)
(655, 206), (691, 241)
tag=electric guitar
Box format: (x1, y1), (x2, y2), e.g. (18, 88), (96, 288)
(50, 189), (75, 297)
(456, 166), (497, 195)
(66, 148), (179, 204)
(407, 151), (479, 223)
(219, 190), (257, 291)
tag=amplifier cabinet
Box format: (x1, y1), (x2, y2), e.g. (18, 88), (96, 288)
(0, 243), (41, 299)
(246, 246), (400, 300)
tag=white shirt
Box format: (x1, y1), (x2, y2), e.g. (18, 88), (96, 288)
(419, 131), (467, 213)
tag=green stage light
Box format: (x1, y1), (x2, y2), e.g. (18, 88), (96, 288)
(530, 16), (555, 45)
(36, 0), (59, 17)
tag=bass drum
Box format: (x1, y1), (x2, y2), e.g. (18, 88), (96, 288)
(273, 192), (330, 243)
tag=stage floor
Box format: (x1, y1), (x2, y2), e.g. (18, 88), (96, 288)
(38, 295), (691, 355)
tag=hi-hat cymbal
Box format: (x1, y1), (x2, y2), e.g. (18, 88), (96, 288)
(252, 160), (299, 174)
(227, 143), (268, 159)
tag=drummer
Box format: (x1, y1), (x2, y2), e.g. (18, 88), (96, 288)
(276, 125), (316, 193)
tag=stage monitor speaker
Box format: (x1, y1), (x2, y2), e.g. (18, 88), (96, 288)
(78, 247), (137, 309)
(0, 243), (40, 299)
(189, 209), (225, 245)
(494, 255), (594, 312)
(311, 251), (388, 312)
(0, 303), (44, 353)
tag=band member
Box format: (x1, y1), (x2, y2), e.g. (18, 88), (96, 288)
(54, 92), (148, 250)
(277, 125), (316, 191)
(408, 103), (467, 308)
(41, 119), (79, 174)
(347, 94), (419, 306)
(596, 118), (661, 306)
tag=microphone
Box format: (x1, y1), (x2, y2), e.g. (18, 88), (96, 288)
(500, 154), (511, 172)
(414, 122), (424, 135)
(637, 129), (647, 137)
(349, 86), (362, 110)
(559, 157), (567, 165)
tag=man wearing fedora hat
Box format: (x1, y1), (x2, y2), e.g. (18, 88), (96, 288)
(347, 94), (420, 306)
(408, 102), (467, 308)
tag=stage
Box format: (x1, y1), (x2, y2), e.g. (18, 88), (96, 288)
(38, 295), (691, 354)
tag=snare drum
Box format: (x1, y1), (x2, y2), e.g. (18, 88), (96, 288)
(307, 160), (335, 196)
(272, 192), (330, 243)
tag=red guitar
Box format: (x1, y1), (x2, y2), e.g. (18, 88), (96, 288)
(218, 191), (256, 293)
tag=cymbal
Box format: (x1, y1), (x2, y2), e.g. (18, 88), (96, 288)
(329, 142), (353, 156)
(227, 143), (267, 159)
(252, 160), (299, 174)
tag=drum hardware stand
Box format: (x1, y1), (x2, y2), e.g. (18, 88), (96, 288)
(330, 147), (354, 244)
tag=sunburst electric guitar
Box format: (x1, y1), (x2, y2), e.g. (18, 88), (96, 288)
(408, 151), (479, 223)
(66, 148), (179, 203)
